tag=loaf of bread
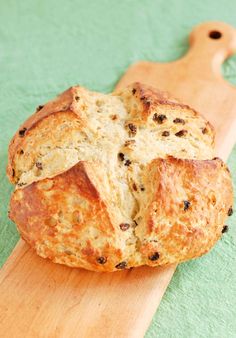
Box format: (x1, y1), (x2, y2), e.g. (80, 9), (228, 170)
(7, 82), (233, 272)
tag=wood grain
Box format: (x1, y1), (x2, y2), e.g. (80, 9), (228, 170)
(1, 21), (236, 338)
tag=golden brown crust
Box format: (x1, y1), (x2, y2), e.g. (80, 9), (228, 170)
(9, 157), (233, 271)
(7, 82), (233, 272)
(116, 82), (215, 136)
(136, 157), (233, 266)
(9, 161), (130, 272)
(7, 87), (77, 183)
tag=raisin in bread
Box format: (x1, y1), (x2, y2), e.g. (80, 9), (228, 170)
(7, 83), (233, 272)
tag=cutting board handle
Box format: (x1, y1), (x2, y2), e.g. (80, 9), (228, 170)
(186, 22), (236, 74)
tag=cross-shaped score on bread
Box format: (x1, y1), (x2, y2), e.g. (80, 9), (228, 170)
(7, 82), (233, 272)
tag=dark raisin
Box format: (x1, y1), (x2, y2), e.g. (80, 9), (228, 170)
(140, 95), (150, 106)
(115, 261), (127, 269)
(19, 149), (24, 155)
(140, 185), (145, 191)
(12, 169), (15, 177)
(97, 257), (107, 264)
(111, 114), (117, 120)
(132, 183), (137, 191)
(124, 159), (131, 166)
(36, 162), (43, 170)
(118, 152), (125, 161)
(19, 128), (27, 137)
(162, 131), (170, 137)
(75, 96), (80, 101)
(148, 252), (160, 261)
(173, 118), (185, 124)
(119, 223), (130, 231)
(222, 225), (228, 233)
(183, 200), (190, 211)
(36, 105), (44, 112)
(133, 220), (138, 227)
(175, 130), (187, 137)
(132, 88), (136, 95)
(125, 140), (135, 147)
(153, 114), (167, 124)
(228, 207), (233, 216)
(18, 182), (26, 187)
(202, 127), (208, 134)
(128, 123), (137, 135)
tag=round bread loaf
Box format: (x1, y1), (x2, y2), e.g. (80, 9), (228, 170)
(7, 82), (233, 272)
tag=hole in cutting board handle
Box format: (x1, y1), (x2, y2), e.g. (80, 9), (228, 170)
(209, 30), (222, 39)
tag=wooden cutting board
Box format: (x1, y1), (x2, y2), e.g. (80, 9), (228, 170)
(1, 21), (236, 338)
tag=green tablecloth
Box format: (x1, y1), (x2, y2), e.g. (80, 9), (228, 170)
(0, 1), (236, 337)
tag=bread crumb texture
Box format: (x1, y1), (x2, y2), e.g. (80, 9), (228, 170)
(7, 83), (233, 271)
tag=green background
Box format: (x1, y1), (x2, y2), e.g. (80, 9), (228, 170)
(0, 1), (236, 337)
